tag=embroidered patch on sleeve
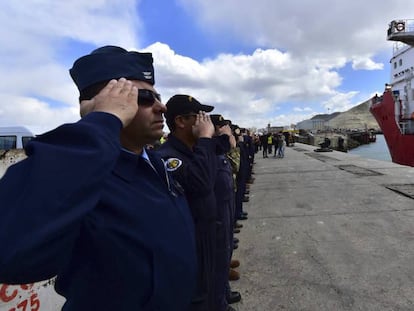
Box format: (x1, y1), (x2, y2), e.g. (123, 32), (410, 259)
(165, 158), (183, 171)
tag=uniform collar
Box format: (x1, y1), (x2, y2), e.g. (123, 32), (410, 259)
(113, 148), (162, 182)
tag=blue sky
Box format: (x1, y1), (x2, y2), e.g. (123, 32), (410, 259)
(1, 0), (412, 134)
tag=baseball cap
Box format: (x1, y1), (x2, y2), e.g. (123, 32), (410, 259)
(165, 95), (214, 124)
(210, 114), (229, 127)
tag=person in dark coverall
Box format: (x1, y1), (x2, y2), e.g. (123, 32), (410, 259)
(158, 95), (220, 311)
(0, 46), (197, 311)
(260, 133), (268, 158)
(222, 122), (243, 307)
(244, 129), (255, 184)
(234, 129), (250, 222)
(210, 115), (240, 311)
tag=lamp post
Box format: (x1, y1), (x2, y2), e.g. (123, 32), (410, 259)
(326, 108), (330, 131)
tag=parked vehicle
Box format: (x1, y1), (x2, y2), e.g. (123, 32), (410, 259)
(0, 126), (34, 150)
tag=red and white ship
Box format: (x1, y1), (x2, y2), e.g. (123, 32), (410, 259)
(370, 19), (414, 166)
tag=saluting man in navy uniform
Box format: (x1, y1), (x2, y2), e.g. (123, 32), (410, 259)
(0, 46), (197, 311)
(210, 114), (241, 311)
(159, 95), (222, 311)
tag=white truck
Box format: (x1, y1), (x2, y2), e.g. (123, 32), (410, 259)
(0, 126), (34, 149)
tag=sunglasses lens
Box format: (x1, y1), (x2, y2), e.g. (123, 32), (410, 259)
(154, 93), (161, 102)
(137, 90), (161, 106)
(138, 96), (154, 106)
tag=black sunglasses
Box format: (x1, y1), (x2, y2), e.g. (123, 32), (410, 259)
(138, 89), (161, 106)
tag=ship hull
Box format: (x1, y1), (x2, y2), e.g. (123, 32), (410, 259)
(370, 90), (414, 166)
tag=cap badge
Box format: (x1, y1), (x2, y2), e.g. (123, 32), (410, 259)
(142, 71), (152, 80)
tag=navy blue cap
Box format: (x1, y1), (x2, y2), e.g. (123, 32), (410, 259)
(210, 114), (228, 126)
(69, 45), (155, 92)
(165, 95), (214, 124)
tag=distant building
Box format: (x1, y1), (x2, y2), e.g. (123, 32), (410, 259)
(257, 124), (285, 134)
(296, 113), (340, 131)
(296, 119), (315, 131)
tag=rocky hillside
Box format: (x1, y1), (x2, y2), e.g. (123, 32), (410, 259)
(328, 98), (380, 130)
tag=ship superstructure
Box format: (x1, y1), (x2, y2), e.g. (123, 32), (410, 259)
(370, 19), (414, 166)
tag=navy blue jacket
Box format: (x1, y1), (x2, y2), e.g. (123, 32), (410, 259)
(159, 135), (218, 222)
(158, 135), (220, 310)
(0, 112), (197, 311)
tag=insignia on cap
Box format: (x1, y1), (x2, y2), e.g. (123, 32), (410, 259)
(188, 96), (193, 102)
(142, 71), (152, 80)
(165, 158), (183, 171)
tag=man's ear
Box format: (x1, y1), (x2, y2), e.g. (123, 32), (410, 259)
(174, 116), (186, 129)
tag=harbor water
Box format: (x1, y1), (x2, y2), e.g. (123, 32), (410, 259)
(348, 134), (392, 162)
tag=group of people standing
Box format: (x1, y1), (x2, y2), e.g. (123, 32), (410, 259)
(259, 132), (291, 158)
(0, 45), (255, 311)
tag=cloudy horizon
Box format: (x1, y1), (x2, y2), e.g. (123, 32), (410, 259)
(1, 0), (410, 134)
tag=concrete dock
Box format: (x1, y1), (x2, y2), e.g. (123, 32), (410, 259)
(232, 143), (414, 311)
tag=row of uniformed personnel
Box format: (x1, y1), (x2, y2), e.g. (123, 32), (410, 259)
(0, 45), (254, 311)
(158, 97), (254, 311)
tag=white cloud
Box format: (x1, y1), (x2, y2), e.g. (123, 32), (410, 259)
(0, 95), (79, 135)
(352, 57), (384, 70)
(0, 1), (140, 52)
(0, 0), (410, 133)
(294, 107), (313, 112)
(178, 0), (408, 59)
(0, 1), (141, 134)
(321, 91), (360, 112)
(149, 42), (343, 127)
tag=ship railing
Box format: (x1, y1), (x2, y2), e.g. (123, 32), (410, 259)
(388, 19), (414, 50)
(393, 41), (410, 54)
(398, 119), (414, 134)
(399, 120), (408, 134)
(388, 19), (414, 35)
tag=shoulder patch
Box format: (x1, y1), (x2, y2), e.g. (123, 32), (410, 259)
(165, 158), (183, 171)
